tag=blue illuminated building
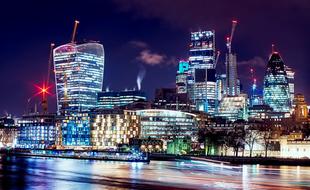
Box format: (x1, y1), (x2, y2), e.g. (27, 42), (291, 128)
(17, 113), (56, 149)
(60, 112), (91, 146)
(53, 42), (105, 113)
(263, 51), (291, 113)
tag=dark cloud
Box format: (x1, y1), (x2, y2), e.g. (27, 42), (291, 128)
(128, 40), (149, 49)
(137, 50), (166, 65)
(238, 56), (266, 68)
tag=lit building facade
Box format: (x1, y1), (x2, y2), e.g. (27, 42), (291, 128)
(90, 109), (140, 149)
(136, 109), (198, 141)
(54, 42), (104, 113)
(293, 93), (308, 121)
(97, 90), (146, 109)
(216, 74), (227, 103)
(0, 116), (18, 148)
(263, 52), (291, 113)
(248, 104), (273, 119)
(188, 30), (216, 114)
(176, 60), (190, 94)
(217, 94), (248, 121)
(60, 112), (91, 146)
(17, 114), (56, 149)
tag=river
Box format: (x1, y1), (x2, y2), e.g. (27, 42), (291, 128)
(0, 156), (310, 189)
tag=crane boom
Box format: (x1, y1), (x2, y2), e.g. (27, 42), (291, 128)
(71, 20), (79, 43)
(214, 51), (220, 68)
(227, 20), (238, 54)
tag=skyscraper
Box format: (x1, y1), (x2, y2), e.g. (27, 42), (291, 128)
(54, 42), (105, 113)
(187, 30), (216, 113)
(225, 20), (239, 97)
(263, 51), (291, 113)
(226, 53), (239, 96)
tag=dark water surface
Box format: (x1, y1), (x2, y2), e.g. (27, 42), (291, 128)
(1, 156), (310, 190)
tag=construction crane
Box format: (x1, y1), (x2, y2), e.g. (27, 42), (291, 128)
(41, 43), (55, 113)
(71, 20), (79, 43)
(214, 50), (221, 68)
(226, 20), (238, 54)
(46, 43), (55, 87)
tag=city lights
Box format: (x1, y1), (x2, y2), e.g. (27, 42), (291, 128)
(0, 2), (310, 189)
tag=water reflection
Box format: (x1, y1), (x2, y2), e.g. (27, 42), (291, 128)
(1, 156), (310, 190)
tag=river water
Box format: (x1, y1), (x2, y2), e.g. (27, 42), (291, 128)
(0, 156), (310, 189)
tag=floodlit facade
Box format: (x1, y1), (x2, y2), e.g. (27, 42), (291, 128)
(17, 114), (56, 149)
(0, 116), (18, 148)
(280, 135), (310, 158)
(136, 109), (198, 141)
(97, 90), (146, 109)
(90, 110), (140, 149)
(263, 52), (291, 113)
(54, 42), (104, 113)
(217, 94), (248, 121)
(293, 93), (308, 121)
(188, 31), (217, 114)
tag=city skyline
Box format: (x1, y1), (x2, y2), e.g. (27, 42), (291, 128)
(0, 0), (310, 116)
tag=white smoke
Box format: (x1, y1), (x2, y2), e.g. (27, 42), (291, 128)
(136, 68), (146, 91)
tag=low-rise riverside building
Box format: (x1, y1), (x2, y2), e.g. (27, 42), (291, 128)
(90, 109), (140, 149)
(17, 113), (56, 149)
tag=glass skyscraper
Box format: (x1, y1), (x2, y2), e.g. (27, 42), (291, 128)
(53, 42), (104, 113)
(263, 52), (291, 113)
(187, 31), (216, 114)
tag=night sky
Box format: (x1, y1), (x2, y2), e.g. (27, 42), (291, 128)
(1, 0), (309, 116)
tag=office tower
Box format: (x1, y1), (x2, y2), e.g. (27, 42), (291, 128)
(54, 42), (104, 113)
(188, 30), (216, 113)
(285, 66), (295, 107)
(97, 90), (147, 109)
(263, 51), (291, 113)
(226, 53), (239, 96)
(293, 93), (308, 121)
(225, 21), (239, 96)
(154, 88), (192, 111)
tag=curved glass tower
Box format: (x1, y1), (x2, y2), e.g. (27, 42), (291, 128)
(263, 52), (290, 113)
(54, 42), (104, 113)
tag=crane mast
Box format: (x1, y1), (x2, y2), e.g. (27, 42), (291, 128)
(42, 43), (55, 113)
